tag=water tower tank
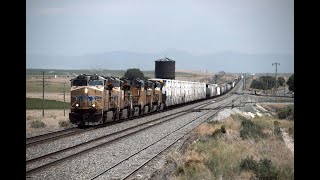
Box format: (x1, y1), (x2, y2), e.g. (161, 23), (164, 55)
(155, 57), (175, 79)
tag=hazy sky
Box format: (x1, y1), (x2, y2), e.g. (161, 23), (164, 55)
(26, 0), (294, 56)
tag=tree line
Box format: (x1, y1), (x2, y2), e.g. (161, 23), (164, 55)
(250, 74), (294, 92)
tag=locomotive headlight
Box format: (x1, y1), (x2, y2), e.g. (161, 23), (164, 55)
(76, 103), (79, 107)
(85, 88), (88, 94)
(92, 104), (96, 107)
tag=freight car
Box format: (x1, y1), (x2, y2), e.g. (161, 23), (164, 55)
(69, 74), (241, 127)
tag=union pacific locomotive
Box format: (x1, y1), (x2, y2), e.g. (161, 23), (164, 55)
(69, 74), (241, 127)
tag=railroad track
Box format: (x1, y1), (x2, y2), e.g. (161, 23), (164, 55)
(90, 99), (236, 180)
(26, 123), (118, 148)
(26, 82), (242, 176)
(26, 127), (83, 147)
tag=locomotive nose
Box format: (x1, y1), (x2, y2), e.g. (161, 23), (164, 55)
(71, 87), (102, 109)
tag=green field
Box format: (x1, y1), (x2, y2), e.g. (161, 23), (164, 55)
(26, 98), (70, 109)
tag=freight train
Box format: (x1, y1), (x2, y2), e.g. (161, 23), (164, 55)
(69, 74), (241, 127)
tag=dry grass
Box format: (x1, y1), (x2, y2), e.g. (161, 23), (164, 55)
(26, 76), (71, 104)
(193, 123), (217, 136)
(184, 150), (206, 163)
(261, 103), (289, 112)
(171, 114), (294, 180)
(26, 110), (72, 137)
(268, 104), (288, 109)
(26, 76), (73, 137)
(26, 92), (71, 102)
(59, 120), (73, 128)
(253, 115), (294, 139)
(252, 116), (275, 129)
(26, 76), (72, 93)
(30, 120), (46, 128)
(254, 138), (293, 167)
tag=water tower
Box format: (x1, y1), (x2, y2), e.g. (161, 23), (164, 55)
(155, 57), (175, 79)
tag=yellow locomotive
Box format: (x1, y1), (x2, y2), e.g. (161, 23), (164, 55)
(69, 74), (106, 126)
(69, 74), (164, 127)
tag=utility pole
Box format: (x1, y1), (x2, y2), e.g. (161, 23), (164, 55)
(119, 77), (121, 119)
(244, 73), (246, 90)
(266, 72), (269, 95)
(63, 82), (65, 117)
(243, 73), (245, 91)
(272, 63), (280, 98)
(242, 74), (244, 90)
(251, 74), (254, 90)
(206, 70), (207, 83)
(42, 71), (45, 117)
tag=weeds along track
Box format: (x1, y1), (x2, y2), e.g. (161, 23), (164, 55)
(26, 82), (242, 176)
(26, 80), (242, 148)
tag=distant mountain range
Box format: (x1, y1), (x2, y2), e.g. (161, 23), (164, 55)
(26, 49), (294, 73)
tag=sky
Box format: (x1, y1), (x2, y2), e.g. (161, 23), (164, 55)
(26, 0), (294, 72)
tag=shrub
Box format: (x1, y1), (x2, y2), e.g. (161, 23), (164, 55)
(240, 157), (279, 180)
(288, 127), (294, 138)
(211, 126), (228, 138)
(286, 74), (294, 92)
(30, 120), (46, 128)
(239, 156), (257, 171)
(240, 119), (267, 140)
(221, 125), (227, 133)
(274, 127), (282, 138)
(211, 129), (222, 138)
(59, 120), (72, 128)
(175, 164), (185, 175)
(206, 156), (219, 175)
(256, 158), (279, 179)
(277, 106), (294, 119)
(250, 76), (277, 90)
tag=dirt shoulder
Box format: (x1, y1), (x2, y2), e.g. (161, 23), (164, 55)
(26, 110), (73, 138)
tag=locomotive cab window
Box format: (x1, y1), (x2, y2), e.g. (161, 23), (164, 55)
(72, 79), (87, 86)
(88, 80), (103, 86)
